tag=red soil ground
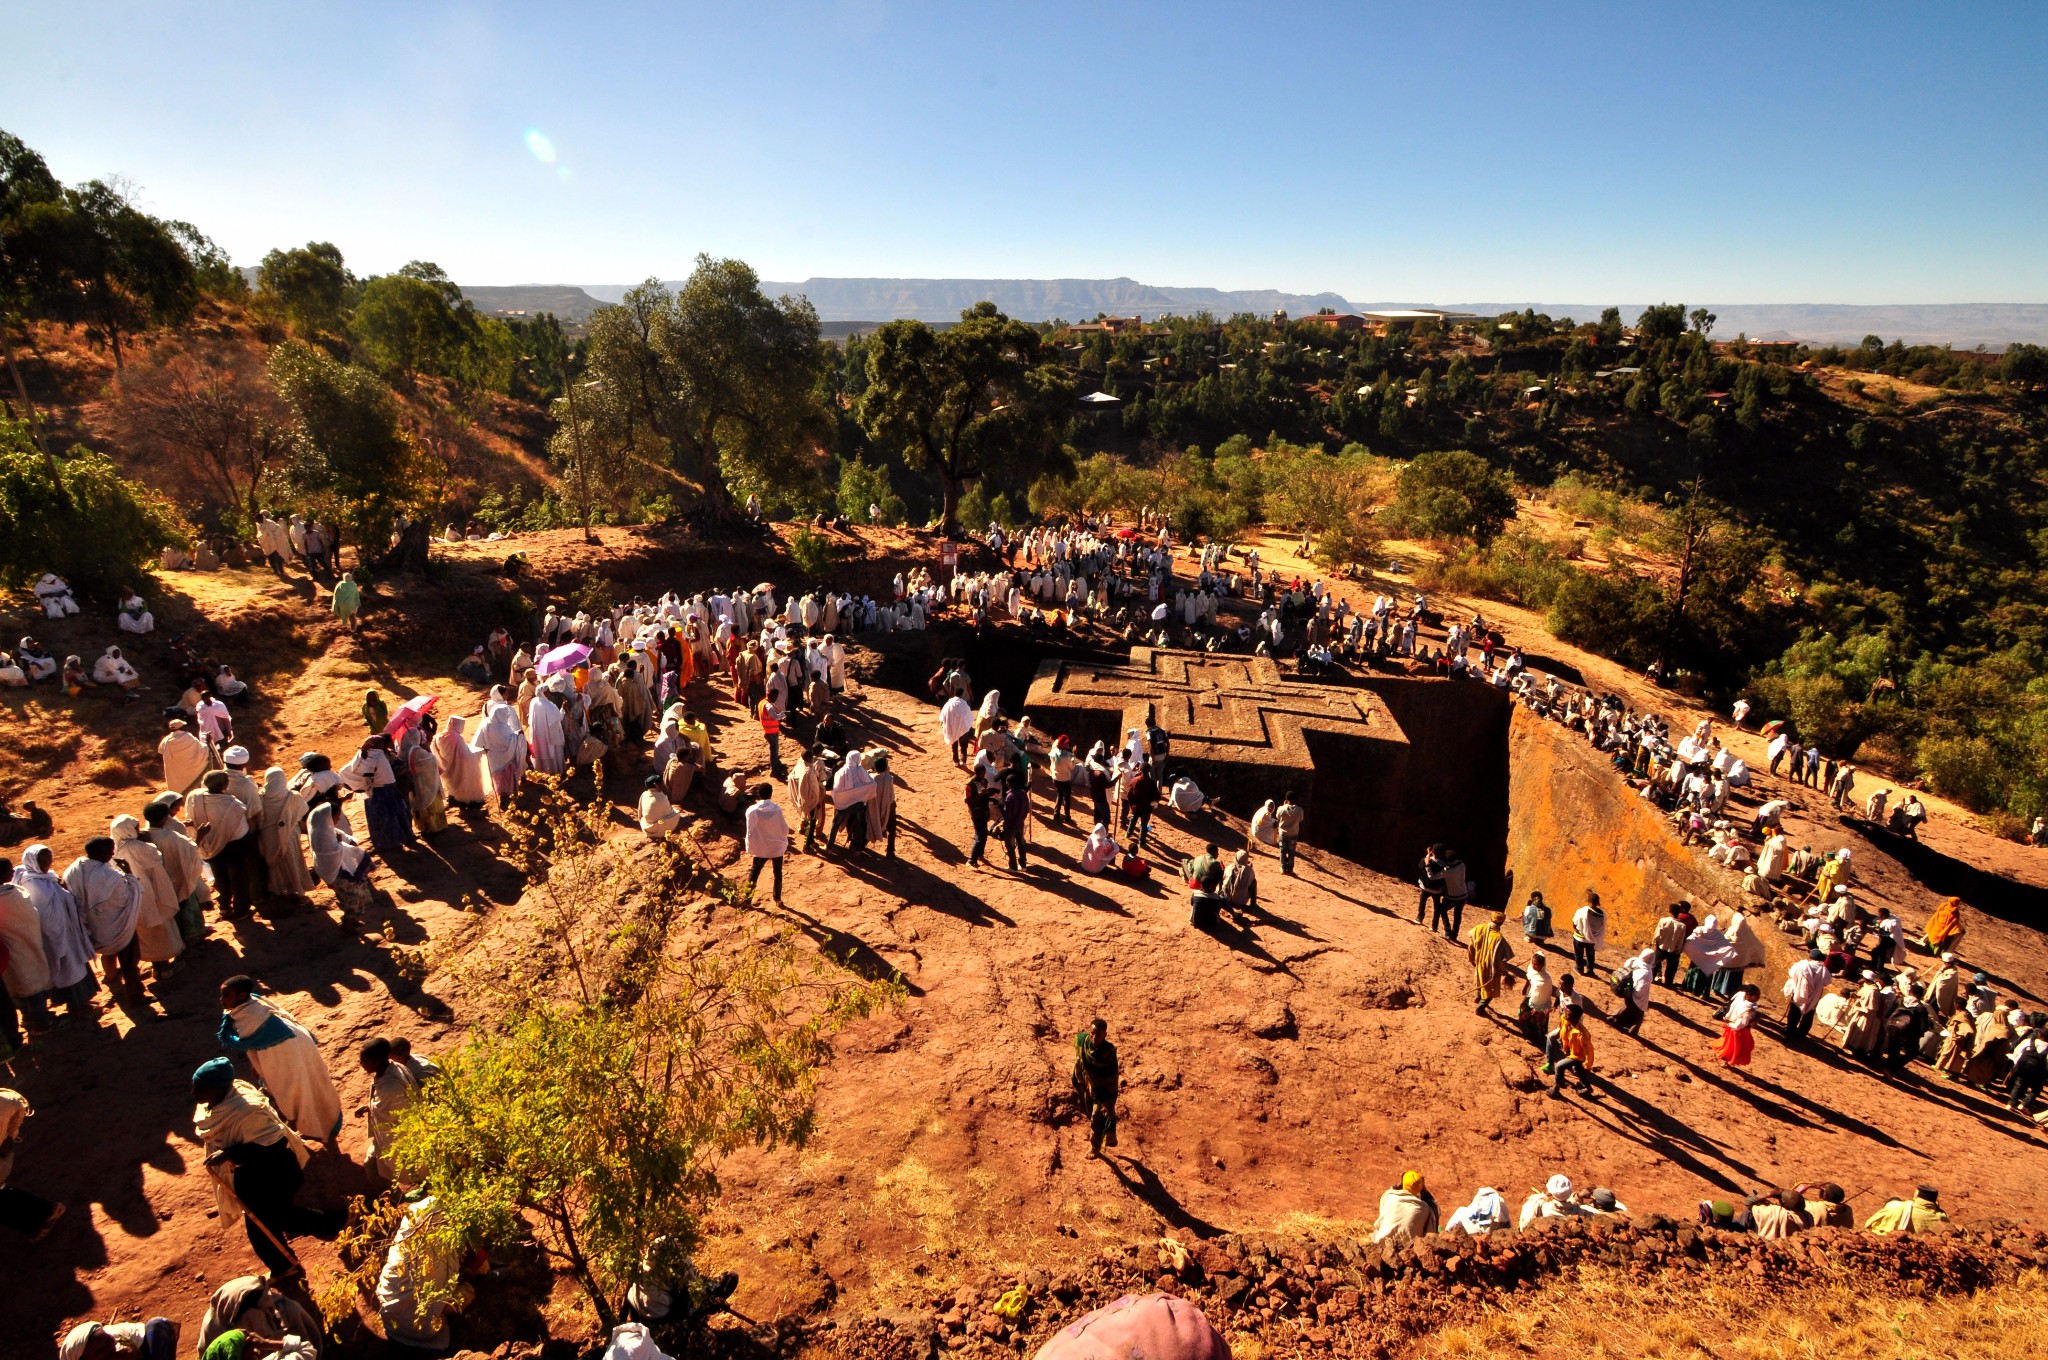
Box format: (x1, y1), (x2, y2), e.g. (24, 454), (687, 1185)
(2, 524), (2044, 1358)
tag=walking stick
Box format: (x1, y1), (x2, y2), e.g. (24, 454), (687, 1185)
(206, 1161), (305, 1276)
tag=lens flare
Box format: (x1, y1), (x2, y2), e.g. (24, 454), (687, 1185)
(524, 128), (556, 164)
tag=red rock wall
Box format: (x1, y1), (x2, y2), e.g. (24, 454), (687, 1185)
(1505, 706), (1790, 989)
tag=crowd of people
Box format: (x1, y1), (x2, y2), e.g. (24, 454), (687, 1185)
(0, 510), (2030, 1358)
(1366, 1166), (1949, 1242)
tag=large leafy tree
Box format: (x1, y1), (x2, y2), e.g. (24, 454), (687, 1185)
(4, 129), (210, 454)
(1391, 449), (1518, 547)
(30, 178), (198, 371)
(858, 301), (1073, 532)
(255, 241), (355, 335)
(0, 130), (65, 458)
(350, 261), (484, 390)
(577, 256), (827, 526)
(268, 339), (420, 548)
(106, 343), (289, 526)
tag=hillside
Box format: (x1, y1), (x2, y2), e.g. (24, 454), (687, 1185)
(534, 278), (2048, 343)
(7, 302), (556, 535)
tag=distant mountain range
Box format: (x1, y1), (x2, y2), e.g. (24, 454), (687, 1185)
(453, 278), (2048, 348)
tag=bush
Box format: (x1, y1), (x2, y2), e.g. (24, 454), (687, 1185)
(389, 792), (900, 1329)
(1421, 530), (1577, 609)
(1546, 570), (1666, 668)
(1391, 450), (1518, 547)
(836, 456), (906, 526)
(788, 525), (834, 580)
(0, 418), (186, 599)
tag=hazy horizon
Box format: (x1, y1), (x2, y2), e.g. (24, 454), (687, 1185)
(8, 3), (2047, 303)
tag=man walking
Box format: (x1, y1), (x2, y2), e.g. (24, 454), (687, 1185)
(1571, 891), (1607, 975)
(1072, 1018), (1121, 1157)
(744, 783), (790, 904)
(1275, 792), (1306, 876)
(1432, 848), (1469, 942)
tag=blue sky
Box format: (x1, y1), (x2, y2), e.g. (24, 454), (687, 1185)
(6, 2), (2045, 302)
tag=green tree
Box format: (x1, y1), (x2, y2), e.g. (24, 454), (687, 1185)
(1636, 304), (1687, 345)
(547, 365), (639, 543)
(787, 524), (836, 579)
(165, 220), (244, 300)
(388, 795), (898, 1330)
(1546, 570), (1667, 669)
(0, 414), (184, 597)
(256, 241), (355, 336)
(105, 344), (289, 525)
(268, 339), (418, 547)
(10, 177), (198, 372)
(1391, 450), (1518, 546)
(349, 262), (482, 389)
(0, 129), (67, 459)
(836, 455), (904, 525)
(1597, 307), (1624, 346)
(859, 301), (1073, 532)
(577, 258), (827, 526)
(2000, 342), (2047, 389)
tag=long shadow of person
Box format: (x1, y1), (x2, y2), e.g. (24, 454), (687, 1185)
(1102, 1153), (1225, 1240)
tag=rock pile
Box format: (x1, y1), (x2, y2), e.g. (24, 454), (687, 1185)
(830, 1214), (2048, 1360)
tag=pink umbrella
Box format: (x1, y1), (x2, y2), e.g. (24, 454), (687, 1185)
(383, 694), (438, 738)
(536, 642), (592, 677)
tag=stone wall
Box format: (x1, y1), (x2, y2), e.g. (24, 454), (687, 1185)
(1505, 705), (1791, 989)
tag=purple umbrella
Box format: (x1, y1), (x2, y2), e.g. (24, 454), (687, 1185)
(536, 642), (592, 677)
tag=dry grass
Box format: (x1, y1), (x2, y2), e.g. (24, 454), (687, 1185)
(1424, 1264), (2048, 1360)
(88, 756), (132, 787)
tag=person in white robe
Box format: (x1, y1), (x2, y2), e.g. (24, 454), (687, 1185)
(359, 1037), (418, 1183)
(476, 697), (527, 798)
(217, 977), (344, 1143)
(13, 847), (93, 1013)
(63, 842), (144, 1004)
(308, 804), (370, 894)
(191, 1059), (313, 1277)
(1446, 1187), (1511, 1236)
(158, 720), (211, 794)
(17, 636), (57, 682)
(108, 816), (183, 966)
(527, 689), (567, 776)
(257, 768), (317, 896)
(1250, 799), (1279, 851)
(116, 589), (155, 634)
(0, 872), (53, 1027)
(1080, 824), (1120, 875)
(143, 797), (209, 942)
(92, 645), (140, 689)
(638, 777), (682, 840)
(34, 573), (79, 618)
(829, 750), (877, 839)
(434, 715), (488, 807)
(377, 1197), (474, 1348)
(939, 695), (975, 762)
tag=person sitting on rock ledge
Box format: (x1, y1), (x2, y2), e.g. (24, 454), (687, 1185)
(1370, 1170), (1440, 1243)
(1865, 1185), (1948, 1233)
(1519, 1173), (1588, 1228)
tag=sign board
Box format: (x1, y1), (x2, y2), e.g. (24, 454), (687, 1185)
(939, 540), (957, 568)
